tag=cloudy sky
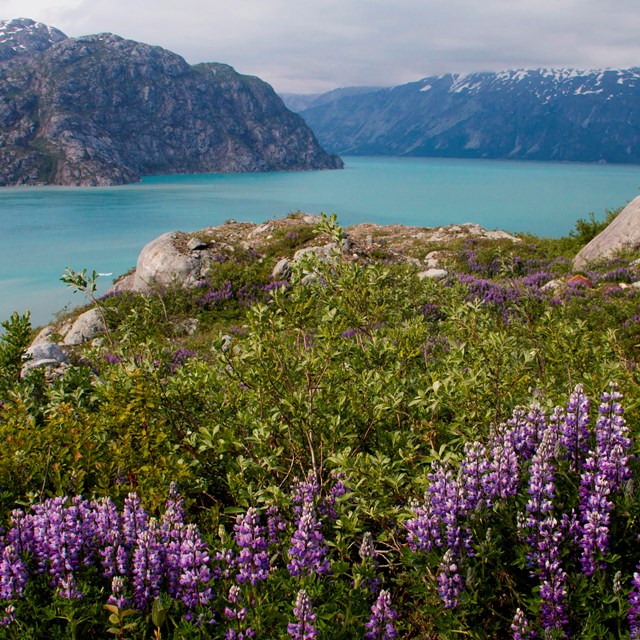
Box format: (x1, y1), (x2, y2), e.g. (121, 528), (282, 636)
(5, 0), (640, 93)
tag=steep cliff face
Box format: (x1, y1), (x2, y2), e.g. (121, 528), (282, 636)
(0, 19), (342, 186)
(300, 68), (640, 164)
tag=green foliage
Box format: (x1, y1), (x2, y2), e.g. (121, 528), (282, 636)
(0, 311), (32, 396)
(570, 206), (623, 246)
(2, 211), (640, 636)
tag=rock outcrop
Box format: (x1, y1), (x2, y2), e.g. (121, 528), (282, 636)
(573, 196), (640, 269)
(109, 215), (520, 295)
(0, 18), (342, 186)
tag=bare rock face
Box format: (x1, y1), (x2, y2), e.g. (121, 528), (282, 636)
(573, 196), (640, 269)
(0, 20), (342, 186)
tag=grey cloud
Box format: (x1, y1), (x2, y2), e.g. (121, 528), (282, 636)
(10, 0), (640, 92)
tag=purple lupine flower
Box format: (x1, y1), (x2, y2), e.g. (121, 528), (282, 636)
(119, 493), (149, 575)
(31, 496), (91, 598)
(176, 524), (214, 619)
(161, 483), (187, 596)
(6, 509), (30, 555)
(578, 383), (631, 576)
(224, 585), (255, 639)
(436, 549), (464, 609)
(234, 508), (269, 585)
(292, 471), (321, 516)
(562, 384), (591, 471)
(406, 461), (468, 607)
(197, 280), (233, 307)
(629, 568), (640, 638)
(287, 589), (318, 640)
(536, 516), (567, 631)
(511, 607), (531, 639)
(169, 349), (197, 373)
(287, 502), (331, 578)
(483, 427), (519, 503)
(131, 518), (164, 610)
(405, 495), (440, 553)
(213, 548), (236, 580)
(319, 472), (349, 521)
(0, 605), (15, 627)
(426, 461), (459, 548)
(108, 575), (130, 609)
(458, 441), (489, 514)
(365, 589), (398, 639)
(104, 352), (123, 365)
(266, 505), (287, 546)
(263, 280), (289, 294)
(122, 493), (148, 547)
(359, 532), (377, 561)
(508, 404), (546, 460)
(91, 497), (122, 578)
(224, 585), (247, 621)
(520, 427), (567, 633)
(0, 544), (27, 600)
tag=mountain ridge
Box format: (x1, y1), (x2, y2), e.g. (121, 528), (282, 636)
(0, 18), (342, 186)
(298, 67), (640, 163)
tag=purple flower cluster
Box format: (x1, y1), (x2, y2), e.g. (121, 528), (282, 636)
(629, 568), (640, 639)
(224, 585), (255, 639)
(578, 383), (631, 577)
(365, 589), (398, 639)
(197, 280), (234, 307)
(519, 421), (567, 632)
(319, 471), (350, 521)
(287, 502), (331, 578)
(405, 384), (634, 635)
(288, 589), (318, 640)
(561, 384), (590, 471)
(511, 607), (531, 639)
(233, 508), (270, 585)
(1, 489), (213, 619)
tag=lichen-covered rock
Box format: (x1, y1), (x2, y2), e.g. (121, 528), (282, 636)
(0, 21), (342, 186)
(417, 268), (448, 280)
(272, 258), (292, 279)
(133, 232), (208, 291)
(64, 308), (107, 345)
(573, 196), (640, 269)
(22, 340), (69, 376)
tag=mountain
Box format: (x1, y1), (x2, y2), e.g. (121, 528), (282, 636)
(0, 18), (342, 187)
(280, 86), (382, 113)
(299, 68), (640, 163)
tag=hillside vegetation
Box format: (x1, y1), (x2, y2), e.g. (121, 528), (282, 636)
(1, 211), (640, 638)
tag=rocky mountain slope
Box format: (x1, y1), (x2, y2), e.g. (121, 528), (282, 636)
(0, 18), (342, 187)
(300, 68), (640, 163)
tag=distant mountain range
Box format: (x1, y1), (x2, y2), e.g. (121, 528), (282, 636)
(0, 18), (341, 187)
(280, 87), (383, 113)
(291, 69), (640, 164)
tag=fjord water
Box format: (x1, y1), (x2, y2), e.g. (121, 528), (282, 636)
(1, 156), (640, 327)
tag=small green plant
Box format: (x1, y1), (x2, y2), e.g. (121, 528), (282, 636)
(61, 267), (116, 350)
(104, 604), (138, 638)
(0, 311), (32, 393)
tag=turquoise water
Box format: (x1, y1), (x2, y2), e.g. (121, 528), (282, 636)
(1, 156), (639, 326)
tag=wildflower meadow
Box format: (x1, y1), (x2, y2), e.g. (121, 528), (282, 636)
(1, 212), (640, 638)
